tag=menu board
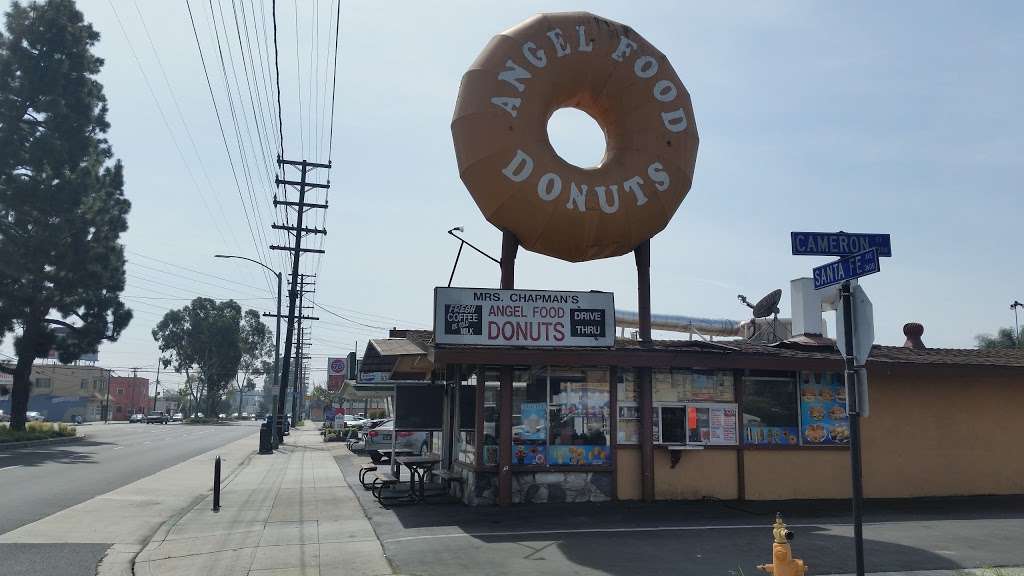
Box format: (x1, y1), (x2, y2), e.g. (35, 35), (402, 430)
(616, 405), (639, 444)
(617, 371), (638, 402)
(707, 406), (738, 445)
(799, 372), (850, 446)
(654, 369), (735, 402)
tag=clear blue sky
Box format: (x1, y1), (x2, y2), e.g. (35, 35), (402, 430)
(5, 1), (1023, 390)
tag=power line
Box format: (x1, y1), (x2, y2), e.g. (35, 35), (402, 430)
(313, 302), (387, 330)
(184, 0), (275, 292)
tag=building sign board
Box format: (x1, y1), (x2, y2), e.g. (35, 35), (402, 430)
(327, 357), (347, 392)
(434, 287), (615, 348)
(813, 249), (880, 290)
(791, 232), (892, 257)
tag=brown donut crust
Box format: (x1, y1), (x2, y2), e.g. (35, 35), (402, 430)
(452, 12), (699, 262)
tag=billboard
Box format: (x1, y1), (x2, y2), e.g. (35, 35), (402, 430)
(327, 357), (347, 392)
(434, 287), (615, 348)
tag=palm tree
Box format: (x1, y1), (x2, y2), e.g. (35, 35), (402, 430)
(976, 327), (1021, 349)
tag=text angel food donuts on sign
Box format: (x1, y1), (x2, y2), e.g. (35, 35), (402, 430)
(452, 12), (699, 262)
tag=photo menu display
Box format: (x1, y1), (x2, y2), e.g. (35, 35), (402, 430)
(799, 372), (850, 446)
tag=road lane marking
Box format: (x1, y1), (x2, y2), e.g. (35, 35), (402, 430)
(143, 441), (151, 445)
(0, 465), (24, 472)
(113, 446), (123, 450)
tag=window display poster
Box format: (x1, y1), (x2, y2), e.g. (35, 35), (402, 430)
(513, 444), (546, 465)
(514, 402), (547, 441)
(799, 372), (850, 446)
(617, 420), (639, 444)
(548, 444), (609, 465)
(744, 425), (800, 446)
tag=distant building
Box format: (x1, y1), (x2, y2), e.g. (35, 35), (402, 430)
(226, 388), (262, 415)
(0, 363), (111, 422)
(110, 376), (151, 420)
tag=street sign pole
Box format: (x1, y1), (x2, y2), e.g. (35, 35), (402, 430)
(841, 280), (866, 576)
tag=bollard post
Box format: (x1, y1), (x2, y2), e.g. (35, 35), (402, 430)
(212, 456), (221, 512)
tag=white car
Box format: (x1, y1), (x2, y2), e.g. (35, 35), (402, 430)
(218, 413), (227, 419)
(26, 411), (45, 422)
(128, 413), (145, 423)
(172, 413), (184, 422)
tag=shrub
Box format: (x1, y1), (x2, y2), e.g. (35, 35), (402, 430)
(0, 421), (77, 443)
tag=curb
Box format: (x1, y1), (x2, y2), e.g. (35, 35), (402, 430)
(0, 434), (86, 450)
(122, 446), (259, 575)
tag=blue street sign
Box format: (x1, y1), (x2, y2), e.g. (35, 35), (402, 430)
(813, 249), (881, 290)
(791, 232), (892, 257)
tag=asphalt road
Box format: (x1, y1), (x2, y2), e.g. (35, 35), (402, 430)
(0, 421), (260, 536)
(335, 450), (1024, 576)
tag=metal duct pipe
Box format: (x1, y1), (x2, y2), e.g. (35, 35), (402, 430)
(616, 310), (743, 338)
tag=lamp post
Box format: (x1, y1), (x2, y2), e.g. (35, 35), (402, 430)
(1012, 301), (1023, 346)
(215, 254), (282, 448)
(447, 226), (501, 286)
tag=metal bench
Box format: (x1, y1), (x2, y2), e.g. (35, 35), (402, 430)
(358, 465), (378, 490)
(371, 471), (412, 504)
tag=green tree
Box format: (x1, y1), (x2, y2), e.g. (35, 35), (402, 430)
(0, 1), (131, 431)
(976, 327), (1021, 349)
(232, 310), (272, 415)
(152, 299), (243, 417)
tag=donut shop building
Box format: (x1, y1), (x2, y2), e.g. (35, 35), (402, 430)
(422, 288), (1024, 506)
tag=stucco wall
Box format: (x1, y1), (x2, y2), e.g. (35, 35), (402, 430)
(743, 450), (851, 500)
(616, 446), (642, 500)
(654, 448), (738, 500)
(860, 371), (1024, 497)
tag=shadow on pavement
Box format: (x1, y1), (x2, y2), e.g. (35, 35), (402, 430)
(334, 448), (1024, 576)
(0, 439), (112, 467)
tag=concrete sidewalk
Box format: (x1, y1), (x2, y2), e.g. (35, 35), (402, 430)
(135, 426), (392, 576)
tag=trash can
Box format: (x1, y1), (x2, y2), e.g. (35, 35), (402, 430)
(259, 422), (273, 454)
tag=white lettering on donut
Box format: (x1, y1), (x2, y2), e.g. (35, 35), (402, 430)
(576, 26), (593, 52)
(546, 29), (571, 57)
(498, 59), (532, 92)
(502, 150), (534, 182)
(653, 80), (677, 102)
(648, 162), (670, 192)
(660, 108), (688, 133)
(611, 36), (637, 62)
(595, 184), (620, 214)
(623, 175), (647, 206)
(537, 172), (562, 201)
(522, 42), (547, 68)
(491, 96), (522, 118)
(634, 56), (658, 79)
(567, 182), (588, 212)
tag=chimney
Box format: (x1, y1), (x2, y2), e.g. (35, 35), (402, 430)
(903, 322), (926, 349)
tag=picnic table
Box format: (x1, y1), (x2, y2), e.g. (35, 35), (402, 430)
(395, 454), (441, 501)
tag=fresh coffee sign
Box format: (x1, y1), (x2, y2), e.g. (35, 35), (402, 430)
(434, 287), (615, 347)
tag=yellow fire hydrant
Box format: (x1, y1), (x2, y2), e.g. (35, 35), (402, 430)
(756, 513), (807, 576)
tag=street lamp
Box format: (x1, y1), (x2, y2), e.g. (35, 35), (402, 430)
(215, 254), (283, 448)
(1011, 301), (1023, 347)
(446, 226), (500, 287)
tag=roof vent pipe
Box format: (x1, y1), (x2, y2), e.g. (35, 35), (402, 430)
(903, 323), (926, 349)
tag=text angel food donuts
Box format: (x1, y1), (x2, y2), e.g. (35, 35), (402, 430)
(452, 12), (699, 262)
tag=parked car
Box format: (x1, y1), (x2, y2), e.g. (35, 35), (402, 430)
(129, 413), (145, 423)
(0, 410), (9, 422)
(218, 413), (227, 420)
(26, 411), (45, 422)
(145, 411), (169, 424)
(362, 419), (429, 463)
(172, 413), (184, 422)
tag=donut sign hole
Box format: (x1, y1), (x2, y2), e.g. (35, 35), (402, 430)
(546, 107), (608, 169)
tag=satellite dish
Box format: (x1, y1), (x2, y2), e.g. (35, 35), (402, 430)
(752, 289), (783, 319)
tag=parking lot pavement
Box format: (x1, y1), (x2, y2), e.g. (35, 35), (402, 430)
(333, 448), (1024, 576)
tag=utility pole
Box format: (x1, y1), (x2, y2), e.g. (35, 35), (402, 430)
(289, 274), (315, 425)
(270, 157), (328, 440)
(153, 359), (161, 412)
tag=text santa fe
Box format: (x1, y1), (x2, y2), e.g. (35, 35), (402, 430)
(434, 287), (615, 348)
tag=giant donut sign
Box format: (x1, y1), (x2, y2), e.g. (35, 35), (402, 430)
(452, 12), (699, 262)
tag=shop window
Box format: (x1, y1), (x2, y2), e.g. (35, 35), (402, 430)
(798, 372), (849, 446)
(482, 369), (501, 466)
(547, 367), (610, 465)
(653, 368), (737, 446)
(456, 372), (477, 465)
(742, 375), (800, 446)
(616, 369), (639, 444)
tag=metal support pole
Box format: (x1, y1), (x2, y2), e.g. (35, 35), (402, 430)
(497, 231), (518, 507)
(448, 241), (465, 288)
(634, 240), (655, 502)
(153, 360), (161, 412)
(841, 281), (865, 576)
(272, 272), (282, 446)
